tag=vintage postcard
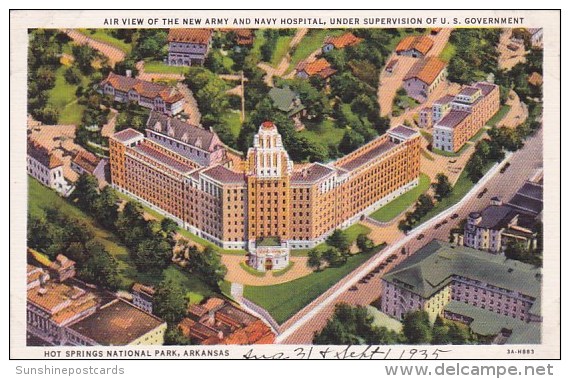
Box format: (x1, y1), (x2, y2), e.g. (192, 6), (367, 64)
(10, 9), (560, 360)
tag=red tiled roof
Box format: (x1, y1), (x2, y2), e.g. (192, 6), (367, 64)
(168, 29), (212, 44)
(27, 138), (62, 169)
(221, 320), (275, 345)
(101, 73), (183, 104)
(72, 150), (101, 174)
(324, 32), (363, 49)
(396, 35), (434, 55)
(50, 254), (75, 271)
(297, 58), (335, 77)
(404, 57), (446, 85)
(132, 283), (155, 297)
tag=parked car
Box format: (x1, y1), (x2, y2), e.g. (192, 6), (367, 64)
(417, 234), (425, 240)
(500, 162), (511, 173)
(451, 213), (459, 219)
(477, 188), (488, 199)
(434, 223), (441, 229)
(349, 286), (358, 291)
(441, 219), (448, 225)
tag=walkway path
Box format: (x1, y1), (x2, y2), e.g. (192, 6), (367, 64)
(257, 28), (308, 86)
(498, 90), (528, 129)
(176, 83), (201, 125)
(221, 255), (311, 286)
(63, 29), (126, 67)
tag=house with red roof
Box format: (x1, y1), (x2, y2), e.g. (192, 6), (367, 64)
(27, 138), (72, 196)
(322, 32), (363, 53)
(99, 72), (185, 116)
(167, 28), (213, 66)
(70, 150), (108, 185)
(295, 58), (337, 80)
(395, 35), (434, 58)
(178, 298), (275, 345)
(402, 57), (447, 103)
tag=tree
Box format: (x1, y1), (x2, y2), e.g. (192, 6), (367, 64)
(160, 218), (179, 246)
(466, 154), (485, 183)
(398, 219), (412, 233)
(153, 279), (188, 324)
(416, 194), (435, 216)
(79, 241), (120, 290)
(307, 249), (323, 271)
(36, 66), (56, 90)
(322, 247), (344, 267)
(326, 229), (350, 254)
(402, 310), (432, 344)
(164, 324), (195, 345)
(133, 237), (172, 273)
(433, 173), (452, 201)
(339, 130), (365, 155)
(72, 173), (100, 212)
(314, 303), (401, 345)
(27, 215), (55, 254)
(72, 44), (97, 75)
(356, 234), (374, 252)
(186, 246), (227, 290)
(93, 186), (119, 230)
(64, 66), (82, 84)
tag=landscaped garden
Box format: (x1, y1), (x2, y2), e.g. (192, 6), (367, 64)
(243, 244), (385, 324)
(370, 173), (431, 222)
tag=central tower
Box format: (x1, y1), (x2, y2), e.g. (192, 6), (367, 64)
(246, 121), (293, 242)
(245, 122), (292, 271)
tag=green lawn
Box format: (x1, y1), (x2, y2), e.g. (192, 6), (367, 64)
(272, 262), (295, 277)
(144, 60), (189, 75)
(292, 223), (371, 256)
(240, 262), (266, 277)
(487, 105), (511, 126)
(28, 177), (214, 302)
(243, 244), (385, 324)
(289, 29), (344, 71)
(270, 35), (293, 66)
(78, 29), (132, 54)
(414, 161), (495, 226)
(439, 42), (456, 62)
(222, 110), (243, 139)
(370, 173), (431, 222)
(298, 119), (345, 151)
(251, 29), (266, 58)
(47, 65), (89, 125)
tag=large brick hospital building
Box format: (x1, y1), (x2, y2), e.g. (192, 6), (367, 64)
(109, 112), (421, 271)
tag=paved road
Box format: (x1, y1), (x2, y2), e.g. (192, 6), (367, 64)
(277, 127), (542, 344)
(64, 29), (126, 67)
